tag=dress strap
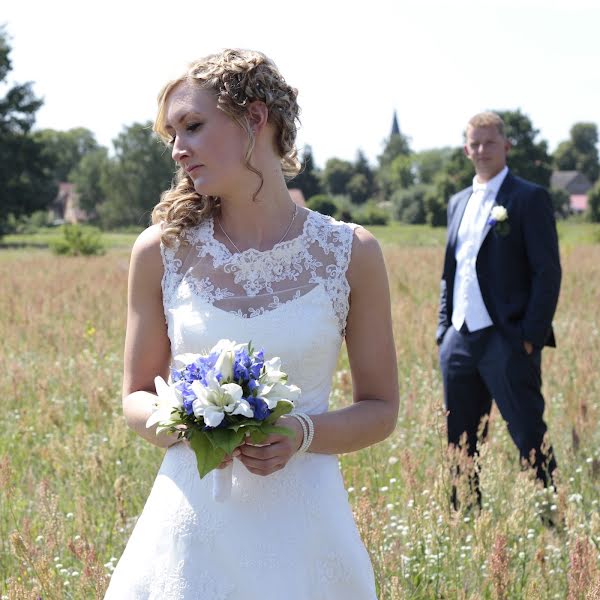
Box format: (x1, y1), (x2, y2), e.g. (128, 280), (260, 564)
(306, 213), (359, 336)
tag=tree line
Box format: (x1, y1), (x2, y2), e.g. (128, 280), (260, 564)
(295, 113), (600, 226)
(1, 27), (600, 236)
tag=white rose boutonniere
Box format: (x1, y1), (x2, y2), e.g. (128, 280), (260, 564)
(488, 205), (510, 236)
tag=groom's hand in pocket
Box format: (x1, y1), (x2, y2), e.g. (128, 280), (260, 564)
(238, 417), (303, 476)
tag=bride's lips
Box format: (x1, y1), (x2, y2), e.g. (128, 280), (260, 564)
(186, 164), (203, 174)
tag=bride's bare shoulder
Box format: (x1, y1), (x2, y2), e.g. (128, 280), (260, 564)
(129, 224), (164, 283)
(346, 226), (386, 289)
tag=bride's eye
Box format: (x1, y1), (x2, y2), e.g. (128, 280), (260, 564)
(187, 122), (202, 132)
(168, 135), (176, 146)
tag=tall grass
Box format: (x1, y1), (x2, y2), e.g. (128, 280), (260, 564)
(1, 233), (599, 599)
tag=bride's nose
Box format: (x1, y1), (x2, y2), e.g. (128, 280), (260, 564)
(172, 138), (189, 164)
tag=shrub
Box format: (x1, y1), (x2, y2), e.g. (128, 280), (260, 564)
(307, 194), (337, 217)
(351, 201), (390, 226)
(28, 210), (50, 229)
(50, 224), (105, 256)
(392, 185), (431, 224)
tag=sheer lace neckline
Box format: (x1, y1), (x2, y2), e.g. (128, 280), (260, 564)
(162, 210), (358, 335)
(201, 209), (312, 259)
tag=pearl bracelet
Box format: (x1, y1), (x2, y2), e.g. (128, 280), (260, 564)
(291, 411), (314, 453)
(290, 413), (307, 451)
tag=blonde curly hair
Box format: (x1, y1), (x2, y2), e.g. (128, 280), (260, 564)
(152, 49), (301, 245)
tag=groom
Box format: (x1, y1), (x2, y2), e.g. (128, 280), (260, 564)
(436, 112), (561, 505)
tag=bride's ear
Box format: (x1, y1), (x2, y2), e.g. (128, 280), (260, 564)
(246, 101), (269, 134)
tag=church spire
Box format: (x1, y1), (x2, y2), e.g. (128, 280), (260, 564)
(391, 111), (400, 136)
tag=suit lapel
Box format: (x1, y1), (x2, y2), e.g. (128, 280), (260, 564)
(479, 172), (515, 249)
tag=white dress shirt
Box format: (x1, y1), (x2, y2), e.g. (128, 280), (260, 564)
(452, 166), (509, 332)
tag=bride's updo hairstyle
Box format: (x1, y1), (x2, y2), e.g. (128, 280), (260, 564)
(152, 49), (301, 245)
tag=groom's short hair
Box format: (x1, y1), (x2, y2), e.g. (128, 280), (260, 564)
(466, 112), (506, 138)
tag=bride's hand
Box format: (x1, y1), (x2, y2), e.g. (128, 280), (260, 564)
(216, 448), (241, 470)
(238, 416), (304, 476)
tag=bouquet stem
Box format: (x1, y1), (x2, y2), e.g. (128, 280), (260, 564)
(213, 462), (233, 502)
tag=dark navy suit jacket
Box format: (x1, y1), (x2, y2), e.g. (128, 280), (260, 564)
(436, 171), (561, 351)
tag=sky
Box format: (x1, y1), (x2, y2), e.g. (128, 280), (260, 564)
(3, 0), (600, 167)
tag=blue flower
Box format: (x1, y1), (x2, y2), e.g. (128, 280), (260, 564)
(248, 396), (270, 421)
(251, 350), (264, 375)
(175, 381), (196, 415)
(233, 360), (249, 383)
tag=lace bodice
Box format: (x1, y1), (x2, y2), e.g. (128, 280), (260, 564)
(160, 210), (359, 415)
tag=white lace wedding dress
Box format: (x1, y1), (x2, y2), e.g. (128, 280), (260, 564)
(104, 210), (377, 599)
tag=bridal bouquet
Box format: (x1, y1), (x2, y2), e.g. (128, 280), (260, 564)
(146, 339), (300, 501)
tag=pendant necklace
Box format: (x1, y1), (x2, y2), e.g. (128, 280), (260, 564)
(217, 204), (298, 254)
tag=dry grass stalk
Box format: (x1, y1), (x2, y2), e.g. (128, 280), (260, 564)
(490, 533), (511, 600)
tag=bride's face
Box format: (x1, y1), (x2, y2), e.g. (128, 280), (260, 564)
(165, 81), (249, 197)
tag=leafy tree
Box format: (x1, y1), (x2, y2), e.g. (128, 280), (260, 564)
(288, 145), (321, 199)
(439, 148), (473, 194)
(413, 147), (454, 184)
(69, 147), (110, 215)
(424, 180), (448, 227)
(322, 158), (354, 195)
(378, 129), (411, 168)
(96, 122), (175, 229)
(587, 180), (600, 223)
(34, 127), (99, 183)
(0, 27), (55, 234)
(549, 187), (571, 219)
(554, 122), (599, 182)
(377, 154), (414, 199)
(346, 173), (370, 205)
(495, 109), (552, 188)
(421, 149), (473, 227)
(353, 150), (375, 199)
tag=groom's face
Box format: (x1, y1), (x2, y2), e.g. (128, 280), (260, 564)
(464, 125), (510, 182)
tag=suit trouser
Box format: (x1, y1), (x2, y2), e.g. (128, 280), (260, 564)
(439, 325), (557, 491)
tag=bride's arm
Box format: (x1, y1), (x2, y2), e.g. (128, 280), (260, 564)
(121, 225), (177, 449)
(238, 227), (398, 474)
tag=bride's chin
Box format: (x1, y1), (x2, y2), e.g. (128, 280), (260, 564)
(192, 180), (214, 196)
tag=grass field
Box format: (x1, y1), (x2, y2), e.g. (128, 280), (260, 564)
(1, 223), (599, 599)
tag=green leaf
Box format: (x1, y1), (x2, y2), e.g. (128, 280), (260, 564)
(247, 424), (294, 445)
(259, 424), (295, 438)
(264, 401), (294, 425)
(248, 429), (269, 445)
(188, 432), (226, 478)
(208, 428), (246, 455)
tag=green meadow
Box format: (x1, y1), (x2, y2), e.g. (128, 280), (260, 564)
(1, 223), (599, 599)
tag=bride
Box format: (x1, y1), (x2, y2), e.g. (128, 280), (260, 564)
(104, 49), (398, 599)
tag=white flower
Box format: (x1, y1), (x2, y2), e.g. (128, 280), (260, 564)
(172, 353), (201, 368)
(190, 371), (252, 427)
(261, 357), (286, 385)
(491, 205), (508, 222)
(257, 381), (301, 409)
(146, 376), (183, 428)
(211, 339), (247, 381)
